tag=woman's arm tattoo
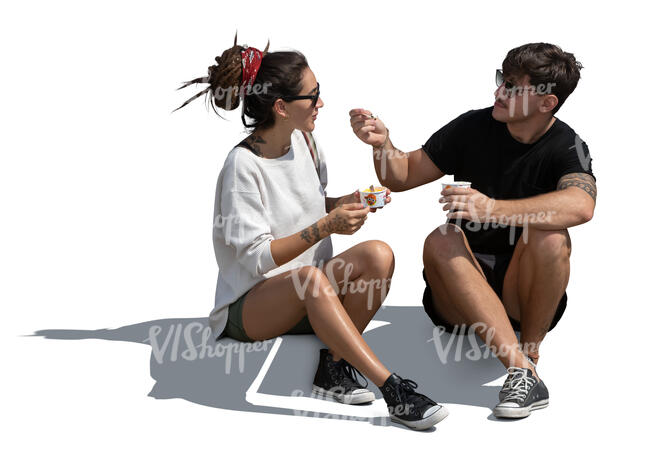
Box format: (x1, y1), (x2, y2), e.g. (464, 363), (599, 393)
(300, 222), (323, 244)
(324, 215), (350, 233)
(299, 216), (351, 244)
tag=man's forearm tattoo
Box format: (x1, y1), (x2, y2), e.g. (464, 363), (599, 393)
(557, 172), (597, 201)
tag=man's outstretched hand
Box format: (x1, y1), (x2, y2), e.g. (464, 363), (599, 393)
(349, 108), (388, 147)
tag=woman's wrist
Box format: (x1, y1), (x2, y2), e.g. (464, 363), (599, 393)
(318, 215), (333, 238)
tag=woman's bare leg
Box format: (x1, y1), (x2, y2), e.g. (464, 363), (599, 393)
(320, 240), (395, 360)
(241, 242), (393, 386)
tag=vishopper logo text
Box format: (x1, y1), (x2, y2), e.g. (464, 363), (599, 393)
(427, 322), (540, 365)
(291, 388), (413, 427)
(442, 201), (558, 246)
(213, 213), (243, 246)
(285, 258), (391, 311)
(215, 82), (273, 111)
(497, 81), (557, 117)
(144, 322), (272, 374)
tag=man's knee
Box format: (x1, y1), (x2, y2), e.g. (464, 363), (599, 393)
(423, 223), (467, 265)
(524, 228), (571, 260)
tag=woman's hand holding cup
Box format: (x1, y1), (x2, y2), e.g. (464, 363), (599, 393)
(323, 202), (370, 235)
(337, 189), (392, 213)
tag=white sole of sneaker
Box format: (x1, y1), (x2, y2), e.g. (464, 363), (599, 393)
(391, 405), (449, 431)
(311, 385), (376, 405)
(493, 399), (549, 418)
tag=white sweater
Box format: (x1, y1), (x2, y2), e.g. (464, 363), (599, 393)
(209, 130), (334, 339)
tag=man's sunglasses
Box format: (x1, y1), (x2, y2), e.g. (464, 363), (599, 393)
(283, 82), (320, 108)
(495, 69), (515, 91)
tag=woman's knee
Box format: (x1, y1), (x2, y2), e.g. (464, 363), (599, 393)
(357, 240), (395, 275)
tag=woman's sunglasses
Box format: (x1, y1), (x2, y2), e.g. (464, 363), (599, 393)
(282, 82), (320, 108)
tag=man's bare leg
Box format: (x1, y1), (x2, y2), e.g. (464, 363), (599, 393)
(422, 223), (534, 373)
(502, 228), (571, 365)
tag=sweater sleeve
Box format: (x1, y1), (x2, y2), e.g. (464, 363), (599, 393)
(217, 155), (278, 277)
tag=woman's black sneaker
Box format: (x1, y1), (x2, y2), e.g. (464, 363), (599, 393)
(379, 373), (448, 430)
(493, 367), (549, 418)
(312, 349), (375, 405)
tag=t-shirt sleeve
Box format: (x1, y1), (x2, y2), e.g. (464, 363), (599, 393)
(549, 134), (596, 186)
(421, 110), (474, 175)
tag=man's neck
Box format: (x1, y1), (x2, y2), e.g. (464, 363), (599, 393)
(247, 125), (294, 159)
(506, 115), (556, 144)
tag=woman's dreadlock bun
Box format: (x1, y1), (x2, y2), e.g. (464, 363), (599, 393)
(175, 33), (310, 131)
(174, 33), (249, 113)
(206, 41), (246, 111)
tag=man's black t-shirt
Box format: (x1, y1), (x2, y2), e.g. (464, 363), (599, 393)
(422, 106), (595, 254)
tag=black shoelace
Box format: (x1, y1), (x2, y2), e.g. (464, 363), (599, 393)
(392, 376), (436, 415)
(336, 359), (368, 390)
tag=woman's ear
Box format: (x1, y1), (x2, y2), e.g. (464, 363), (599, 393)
(273, 99), (289, 120)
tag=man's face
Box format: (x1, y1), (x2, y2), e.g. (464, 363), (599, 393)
(492, 72), (556, 122)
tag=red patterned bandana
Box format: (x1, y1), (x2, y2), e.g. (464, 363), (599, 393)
(240, 47), (263, 94)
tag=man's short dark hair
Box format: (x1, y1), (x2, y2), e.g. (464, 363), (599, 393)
(502, 43), (583, 113)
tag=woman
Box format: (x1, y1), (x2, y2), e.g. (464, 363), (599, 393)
(175, 35), (447, 430)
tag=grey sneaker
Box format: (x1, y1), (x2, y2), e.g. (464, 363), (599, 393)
(498, 355), (537, 402)
(493, 367), (549, 419)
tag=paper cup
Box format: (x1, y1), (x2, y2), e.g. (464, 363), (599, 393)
(360, 187), (387, 208)
(442, 181), (472, 190)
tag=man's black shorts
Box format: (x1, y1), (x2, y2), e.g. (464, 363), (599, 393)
(422, 251), (567, 335)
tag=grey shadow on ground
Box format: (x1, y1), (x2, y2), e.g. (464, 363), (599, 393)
(28, 306), (507, 426)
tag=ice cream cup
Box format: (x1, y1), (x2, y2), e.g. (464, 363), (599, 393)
(360, 186), (387, 208)
(442, 181), (472, 190)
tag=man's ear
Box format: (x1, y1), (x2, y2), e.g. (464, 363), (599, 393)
(273, 99), (289, 119)
(540, 94), (559, 114)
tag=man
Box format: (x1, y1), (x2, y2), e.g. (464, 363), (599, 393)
(349, 43), (596, 418)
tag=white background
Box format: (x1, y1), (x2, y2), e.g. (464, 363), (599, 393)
(2, 0), (648, 457)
